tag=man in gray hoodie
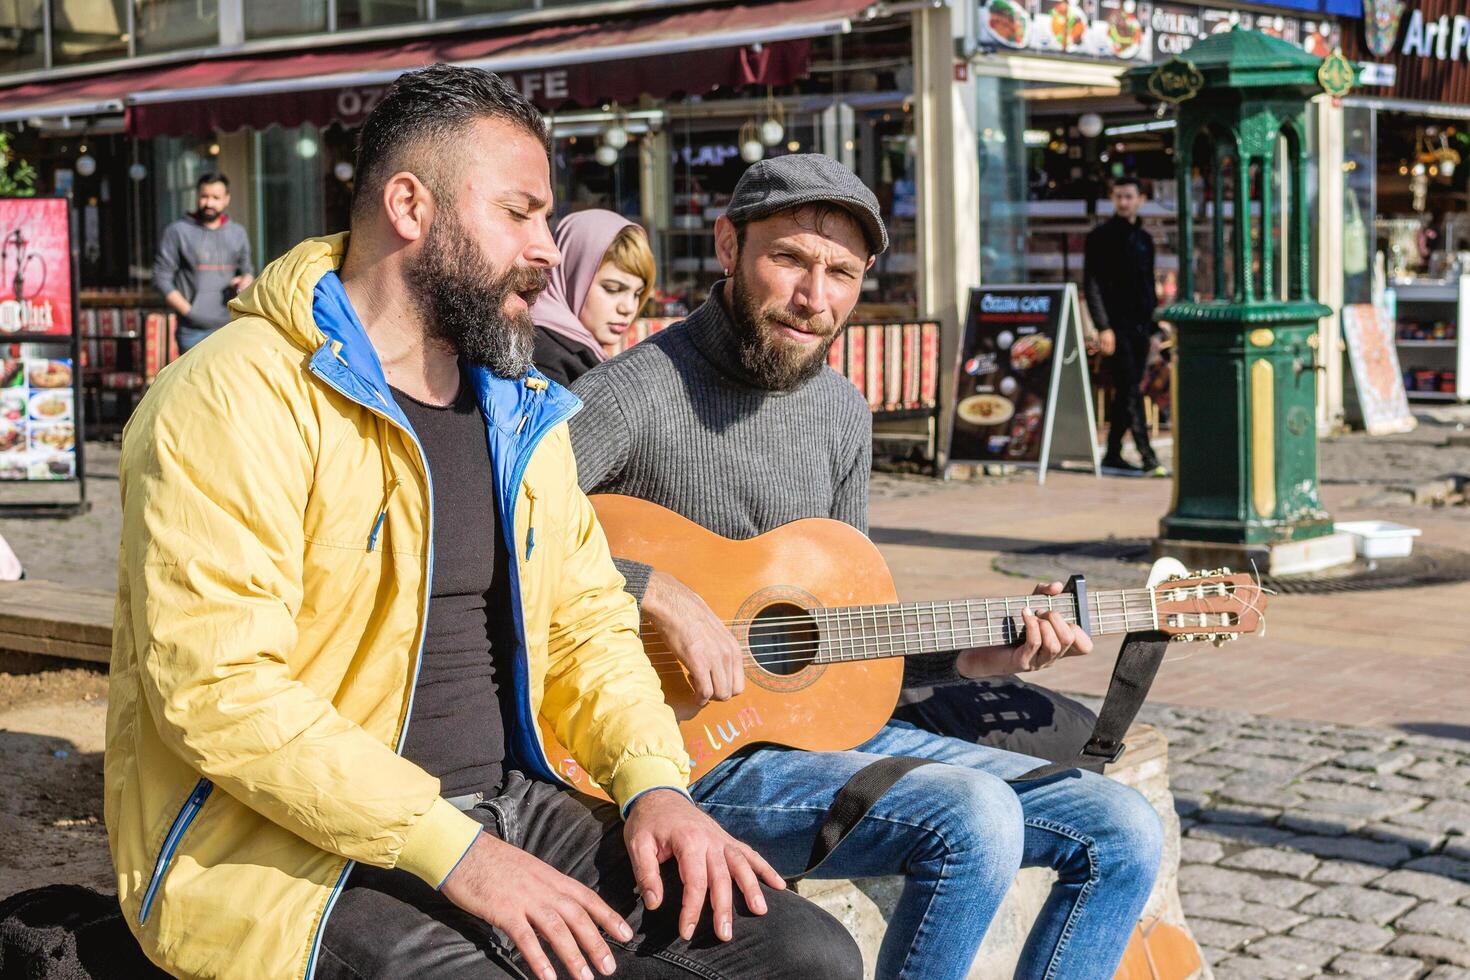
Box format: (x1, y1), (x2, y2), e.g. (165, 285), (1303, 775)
(153, 172), (254, 353)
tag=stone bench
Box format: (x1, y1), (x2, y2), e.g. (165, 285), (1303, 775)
(796, 724), (1209, 980)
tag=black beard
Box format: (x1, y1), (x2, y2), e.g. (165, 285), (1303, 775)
(728, 271), (842, 391)
(195, 207), (220, 222)
(406, 207), (545, 378)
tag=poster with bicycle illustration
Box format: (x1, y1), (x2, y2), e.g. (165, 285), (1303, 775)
(0, 197), (72, 339)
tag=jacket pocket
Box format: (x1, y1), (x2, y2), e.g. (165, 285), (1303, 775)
(138, 778), (214, 925)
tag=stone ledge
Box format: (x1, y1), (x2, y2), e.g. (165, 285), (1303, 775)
(797, 724), (1207, 979)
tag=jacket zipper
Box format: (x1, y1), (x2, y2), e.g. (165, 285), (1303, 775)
(137, 778), (213, 925)
(499, 393), (581, 788)
(367, 478), (402, 553)
(524, 483), (537, 559)
(303, 357), (442, 980)
(302, 349), (576, 979)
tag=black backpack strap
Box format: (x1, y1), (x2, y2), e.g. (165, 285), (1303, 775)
(1007, 630), (1170, 784)
(787, 755), (939, 884)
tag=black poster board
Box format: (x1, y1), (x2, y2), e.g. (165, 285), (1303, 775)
(0, 196), (87, 516)
(946, 283), (1098, 484)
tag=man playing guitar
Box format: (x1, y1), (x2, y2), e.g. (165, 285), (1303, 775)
(568, 154), (1163, 980)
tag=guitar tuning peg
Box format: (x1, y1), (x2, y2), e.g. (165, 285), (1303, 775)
(1211, 635), (1232, 648)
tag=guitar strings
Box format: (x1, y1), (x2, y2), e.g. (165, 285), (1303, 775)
(632, 605), (1242, 652)
(612, 585), (1252, 634)
(632, 603), (1248, 656)
(630, 615), (1230, 673)
(625, 592), (1161, 632)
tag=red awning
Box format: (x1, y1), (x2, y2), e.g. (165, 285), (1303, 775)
(0, 0), (871, 137)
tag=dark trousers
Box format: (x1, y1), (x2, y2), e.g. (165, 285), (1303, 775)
(1103, 330), (1155, 464)
(318, 773), (863, 980)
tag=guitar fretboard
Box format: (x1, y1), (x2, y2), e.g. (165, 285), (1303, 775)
(804, 589), (1158, 663)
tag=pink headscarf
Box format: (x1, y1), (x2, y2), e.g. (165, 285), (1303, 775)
(532, 209), (641, 362)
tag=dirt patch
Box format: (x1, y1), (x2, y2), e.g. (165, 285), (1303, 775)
(0, 653), (112, 899)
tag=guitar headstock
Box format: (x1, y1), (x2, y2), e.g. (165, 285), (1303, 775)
(1151, 568), (1267, 645)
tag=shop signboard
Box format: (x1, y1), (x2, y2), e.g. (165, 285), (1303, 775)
(0, 198), (73, 340)
(948, 284), (1098, 483)
(1346, 1), (1470, 102)
(1341, 303), (1417, 435)
(980, 0), (1340, 62)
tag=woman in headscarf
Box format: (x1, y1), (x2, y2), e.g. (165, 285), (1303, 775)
(532, 210), (657, 387)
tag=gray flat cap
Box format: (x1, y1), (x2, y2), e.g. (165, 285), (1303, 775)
(726, 153), (889, 255)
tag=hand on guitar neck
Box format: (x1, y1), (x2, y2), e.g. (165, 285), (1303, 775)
(952, 580), (1095, 679)
(642, 570), (1093, 705)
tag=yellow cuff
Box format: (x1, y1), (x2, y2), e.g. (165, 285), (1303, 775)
(610, 756), (690, 815)
(396, 797), (484, 887)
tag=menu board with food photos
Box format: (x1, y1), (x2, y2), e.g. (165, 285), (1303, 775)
(0, 357), (77, 481)
(948, 284), (1099, 482)
(977, 0), (1340, 64)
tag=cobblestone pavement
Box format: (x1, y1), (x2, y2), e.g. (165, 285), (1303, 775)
(1130, 699), (1470, 980)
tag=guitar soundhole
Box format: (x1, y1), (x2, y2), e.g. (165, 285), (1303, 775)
(748, 602), (820, 676)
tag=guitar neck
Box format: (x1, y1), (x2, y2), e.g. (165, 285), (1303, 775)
(810, 588), (1158, 663)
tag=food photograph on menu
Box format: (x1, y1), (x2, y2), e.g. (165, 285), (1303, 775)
(0, 357), (76, 481)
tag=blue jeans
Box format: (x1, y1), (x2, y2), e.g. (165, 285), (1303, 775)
(691, 720), (1162, 980)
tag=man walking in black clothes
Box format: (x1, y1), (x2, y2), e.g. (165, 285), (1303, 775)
(1085, 176), (1165, 476)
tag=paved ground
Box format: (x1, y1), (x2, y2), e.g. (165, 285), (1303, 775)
(1123, 699), (1470, 980)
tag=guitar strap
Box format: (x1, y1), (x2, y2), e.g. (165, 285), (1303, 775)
(787, 631), (1170, 884)
(1004, 630), (1170, 783)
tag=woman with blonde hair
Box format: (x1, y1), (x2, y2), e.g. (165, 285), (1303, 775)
(532, 209), (656, 386)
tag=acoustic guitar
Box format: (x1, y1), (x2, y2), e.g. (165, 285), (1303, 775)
(539, 494), (1266, 798)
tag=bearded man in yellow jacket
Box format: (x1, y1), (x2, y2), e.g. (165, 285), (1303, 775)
(106, 64), (862, 980)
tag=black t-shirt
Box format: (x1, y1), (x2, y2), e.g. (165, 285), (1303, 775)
(393, 376), (516, 799)
(533, 326), (602, 388)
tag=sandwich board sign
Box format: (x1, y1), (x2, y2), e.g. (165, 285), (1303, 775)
(1341, 303), (1415, 436)
(946, 283), (1099, 484)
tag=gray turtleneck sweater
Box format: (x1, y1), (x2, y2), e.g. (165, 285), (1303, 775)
(568, 284), (960, 691)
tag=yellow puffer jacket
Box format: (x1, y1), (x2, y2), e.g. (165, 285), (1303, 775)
(105, 234), (689, 979)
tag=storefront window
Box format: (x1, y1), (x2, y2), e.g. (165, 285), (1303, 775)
(437, 0), (523, 15)
(1342, 104), (1374, 305)
(1373, 110), (1470, 283)
(977, 77), (1178, 308)
(150, 136), (216, 245)
(551, 136), (640, 220)
(338, 0), (427, 29)
(135, 0), (219, 54)
(253, 124), (326, 266)
(0, 0), (45, 75)
(976, 76), (1027, 285)
(50, 0), (127, 65)
(655, 95), (917, 317)
(244, 0), (327, 40)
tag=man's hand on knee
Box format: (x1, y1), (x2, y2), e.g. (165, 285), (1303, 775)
(441, 831), (633, 980)
(624, 788), (785, 943)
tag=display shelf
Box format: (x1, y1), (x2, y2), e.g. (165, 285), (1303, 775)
(1391, 276), (1470, 403)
